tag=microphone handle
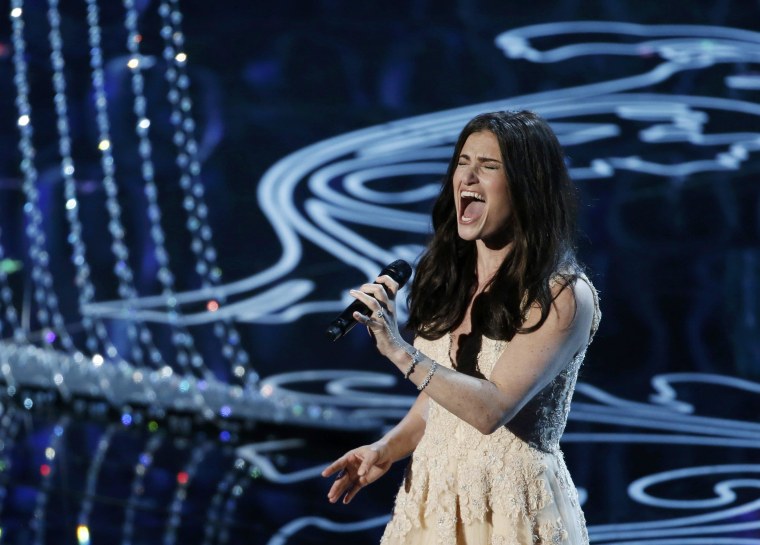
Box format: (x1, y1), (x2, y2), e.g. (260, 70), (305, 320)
(325, 299), (371, 341)
(325, 259), (411, 342)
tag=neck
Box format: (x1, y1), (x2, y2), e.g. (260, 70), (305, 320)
(475, 239), (513, 288)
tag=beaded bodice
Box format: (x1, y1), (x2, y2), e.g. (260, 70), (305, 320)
(434, 333), (588, 453)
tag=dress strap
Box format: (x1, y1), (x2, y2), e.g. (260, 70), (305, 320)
(577, 272), (601, 343)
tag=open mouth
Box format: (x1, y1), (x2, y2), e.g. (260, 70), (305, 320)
(459, 190), (485, 222)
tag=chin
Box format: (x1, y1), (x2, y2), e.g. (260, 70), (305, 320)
(457, 224), (481, 241)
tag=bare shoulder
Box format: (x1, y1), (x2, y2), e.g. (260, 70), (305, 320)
(523, 275), (595, 335)
(553, 275), (595, 336)
(491, 275), (596, 394)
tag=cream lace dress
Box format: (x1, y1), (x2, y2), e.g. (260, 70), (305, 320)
(380, 284), (600, 545)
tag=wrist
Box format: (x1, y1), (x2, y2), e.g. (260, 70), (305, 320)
(371, 438), (391, 460)
(391, 342), (421, 374)
(388, 342), (414, 369)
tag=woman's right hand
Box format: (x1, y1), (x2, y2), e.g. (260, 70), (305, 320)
(321, 443), (393, 504)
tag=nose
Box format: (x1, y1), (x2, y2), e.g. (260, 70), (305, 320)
(461, 165), (478, 185)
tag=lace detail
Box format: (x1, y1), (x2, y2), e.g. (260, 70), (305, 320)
(380, 277), (600, 545)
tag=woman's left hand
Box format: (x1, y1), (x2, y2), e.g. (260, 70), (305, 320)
(350, 274), (408, 359)
(322, 442), (393, 504)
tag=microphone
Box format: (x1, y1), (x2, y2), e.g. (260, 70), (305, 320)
(325, 259), (413, 341)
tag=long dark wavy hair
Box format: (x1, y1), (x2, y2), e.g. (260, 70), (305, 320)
(407, 111), (581, 341)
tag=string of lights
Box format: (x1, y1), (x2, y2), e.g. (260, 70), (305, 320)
(46, 0), (120, 359)
(215, 456), (259, 545)
(0, 228), (24, 343)
(201, 464), (240, 545)
(84, 0), (165, 368)
(157, 0), (255, 386)
(122, 0), (207, 378)
(32, 417), (70, 545)
(0, 408), (22, 544)
(77, 424), (116, 542)
(162, 440), (214, 545)
(9, 0), (75, 352)
(122, 432), (164, 545)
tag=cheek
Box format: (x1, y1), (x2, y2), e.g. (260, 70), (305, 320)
(490, 188), (511, 215)
(489, 200), (512, 229)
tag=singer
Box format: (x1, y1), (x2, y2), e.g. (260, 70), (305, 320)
(322, 111), (601, 544)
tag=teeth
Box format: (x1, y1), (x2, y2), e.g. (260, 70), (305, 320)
(460, 190), (485, 202)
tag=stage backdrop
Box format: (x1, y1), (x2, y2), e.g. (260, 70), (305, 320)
(0, 0), (759, 543)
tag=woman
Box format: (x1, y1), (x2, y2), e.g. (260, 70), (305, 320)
(322, 111), (600, 544)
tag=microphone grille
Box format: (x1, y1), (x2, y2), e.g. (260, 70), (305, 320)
(381, 259), (413, 288)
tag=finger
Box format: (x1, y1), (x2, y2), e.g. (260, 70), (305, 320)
(321, 462), (341, 478)
(327, 475), (353, 503)
(321, 457), (347, 477)
(375, 275), (399, 296)
(357, 450), (378, 477)
(362, 283), (396, 315)
(326, 466), (354, 502)
(343, 480), (363, 504)
(349, 289), (381, 311)
(352, 311), (372, 325)
(358, 283), (390, 305)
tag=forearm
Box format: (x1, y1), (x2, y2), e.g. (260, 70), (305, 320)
(374, 393), (428, 463)
(387, 345), (509, 435)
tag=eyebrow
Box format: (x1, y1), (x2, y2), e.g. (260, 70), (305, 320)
(458, 153), (502, 163)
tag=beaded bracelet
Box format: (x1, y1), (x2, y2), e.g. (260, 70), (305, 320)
(417, 361), (438, 391)
(404, 348), (422, 379)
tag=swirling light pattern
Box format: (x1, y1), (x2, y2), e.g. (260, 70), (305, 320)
(81, 23), (760, 327)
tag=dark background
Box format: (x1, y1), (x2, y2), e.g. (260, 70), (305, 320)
(0, 0), (759, 543)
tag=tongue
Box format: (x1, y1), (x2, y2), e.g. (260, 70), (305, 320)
(463, 200), (485, 220)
